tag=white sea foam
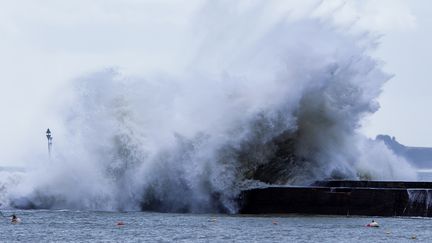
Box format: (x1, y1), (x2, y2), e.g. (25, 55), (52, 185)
(8, 1), (416, 212)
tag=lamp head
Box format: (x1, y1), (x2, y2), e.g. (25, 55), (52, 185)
(46, 128), (51, 139)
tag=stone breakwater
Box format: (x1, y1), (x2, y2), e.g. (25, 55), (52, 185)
(239, 181), (432, 217)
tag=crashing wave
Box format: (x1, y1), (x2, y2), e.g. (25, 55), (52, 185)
(8, 2), (416, 213)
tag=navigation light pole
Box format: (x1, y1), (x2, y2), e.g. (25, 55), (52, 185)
(46, 128), (53, 159)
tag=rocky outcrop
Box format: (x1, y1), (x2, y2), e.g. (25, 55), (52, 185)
(376, 135), (432, 168)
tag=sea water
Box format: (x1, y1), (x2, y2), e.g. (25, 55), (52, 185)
(2, 170), (431, 242)
(1, 210), (431, 242)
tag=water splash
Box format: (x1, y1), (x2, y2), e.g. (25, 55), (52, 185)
(9, 2), (416, 212)
(0, 168), (25, 208)
(407, 189), (432, 216)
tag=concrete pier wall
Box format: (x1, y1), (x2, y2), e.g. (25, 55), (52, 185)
(239, 181), (432, 217)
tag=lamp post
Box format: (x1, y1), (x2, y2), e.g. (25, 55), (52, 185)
(46, 128), (53, 158)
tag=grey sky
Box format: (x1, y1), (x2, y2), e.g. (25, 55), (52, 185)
(0, 0), (430, 166)
(361, 1), (432, 147)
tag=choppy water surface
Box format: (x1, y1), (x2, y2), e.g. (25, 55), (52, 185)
(1, 210), (431, 242)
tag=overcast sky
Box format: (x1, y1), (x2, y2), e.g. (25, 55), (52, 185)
(0, 0), (431, 166)
(361, 1), (432, 148)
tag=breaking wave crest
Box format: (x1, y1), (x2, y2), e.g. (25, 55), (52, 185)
(7, 2), (416, 213)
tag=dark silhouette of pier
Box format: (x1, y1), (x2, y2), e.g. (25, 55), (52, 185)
(239, 180), (432, 217)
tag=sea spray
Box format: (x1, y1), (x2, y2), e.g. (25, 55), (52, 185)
(8, 2), (416, 212)
(0, 168), (25, 207)
(407, 189), (432, 217)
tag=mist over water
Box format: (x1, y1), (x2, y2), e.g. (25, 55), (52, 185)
(2, 2), (417, 212)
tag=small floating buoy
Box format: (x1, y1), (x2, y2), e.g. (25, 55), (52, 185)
(116, 221), (125, 226)
(272, 220), (278, 225)
(411, 235), (417, 240)
(366, 223), (379, 227)
(208, 218), (217, 222)
(11, 218), (21, 224)
(11, 215), (21, 224)
(366, 220), (379, 227)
